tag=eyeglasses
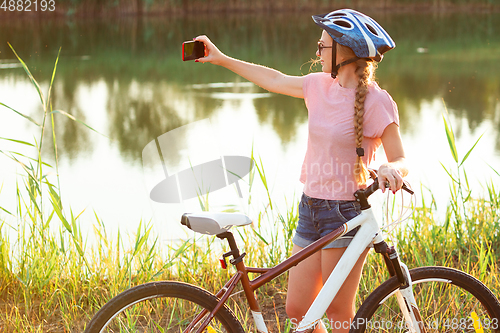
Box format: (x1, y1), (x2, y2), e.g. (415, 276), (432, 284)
(317, 42), (333, 56)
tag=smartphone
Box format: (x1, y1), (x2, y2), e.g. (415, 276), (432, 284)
(182, 41), (205, 61)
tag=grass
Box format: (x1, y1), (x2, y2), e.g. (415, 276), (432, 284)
(0, 45), (498, 332)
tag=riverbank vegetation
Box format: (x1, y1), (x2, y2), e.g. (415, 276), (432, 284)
(0, 40), (499, 333)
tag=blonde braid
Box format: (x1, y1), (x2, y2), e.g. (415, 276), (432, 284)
(353, 59), (377, 185)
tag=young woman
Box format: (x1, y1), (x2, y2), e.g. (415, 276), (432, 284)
(194, 9), (408, 333)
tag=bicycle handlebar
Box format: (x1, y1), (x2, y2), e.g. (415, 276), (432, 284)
(368, 178), (414, 196)
(354, 178), (414, 210)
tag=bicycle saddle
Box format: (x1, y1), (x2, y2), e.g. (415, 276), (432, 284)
(181, 212), (252, 235)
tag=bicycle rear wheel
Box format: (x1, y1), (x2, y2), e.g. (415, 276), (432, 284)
(352, 266), (500, 333)
(84, 281), (245, 333)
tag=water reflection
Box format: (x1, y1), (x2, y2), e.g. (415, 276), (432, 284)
(1, 11), (500, 238)
(2, 12), (499, 162)
(1, 13), (500, 175)
(106, 80), (187, 162)
(253, 94), (308, 144)
(53, 77), (90, 161)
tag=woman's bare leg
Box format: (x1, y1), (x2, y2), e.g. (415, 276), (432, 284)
(321, 247), (369, 333)
(286, 245), (369, 333)
(286, 244), (325, 331)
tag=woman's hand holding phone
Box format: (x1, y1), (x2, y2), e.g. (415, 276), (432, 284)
(185, 35), (305, 99)
(190, 36), (227, 65)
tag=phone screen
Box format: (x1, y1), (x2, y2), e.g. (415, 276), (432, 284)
(182, 41), (205, 61)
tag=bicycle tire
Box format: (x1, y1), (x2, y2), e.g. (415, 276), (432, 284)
(84, 281), (245, 333)
(351, 266), (500, 333)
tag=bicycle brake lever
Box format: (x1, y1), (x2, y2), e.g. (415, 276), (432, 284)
(401, 182), (414, 195)
(382, 180), (414, 195)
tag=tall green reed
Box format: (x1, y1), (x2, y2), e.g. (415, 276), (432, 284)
(439, 101), (499, 261)
(0, 45), (182, 332)
(380, 103), (499, 291)
(441, 101), (483, 229)
(358, 102), (499, 312)
(0, 43), (104, 331)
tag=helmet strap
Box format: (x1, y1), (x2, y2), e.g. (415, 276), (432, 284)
(332, 56), (360, 79)
(331, 41), (338, 78)
(337, 56), (360, 69)
(330, 43), (361, 79)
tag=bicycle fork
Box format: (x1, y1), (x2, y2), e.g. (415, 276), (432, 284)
(376, 241), (427, 333)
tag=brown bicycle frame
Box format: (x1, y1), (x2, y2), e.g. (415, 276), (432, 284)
(185, 178), (414, 333)
(186, 224), (347, 333)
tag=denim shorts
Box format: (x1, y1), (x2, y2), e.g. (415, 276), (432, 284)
(292, 193), (362, 249)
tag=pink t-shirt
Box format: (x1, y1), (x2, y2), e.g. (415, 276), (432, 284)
(300, 72), (399, 200)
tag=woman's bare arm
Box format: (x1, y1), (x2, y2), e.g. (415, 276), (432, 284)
(379, 123), (408, 192)
(194, 35), (305, 99)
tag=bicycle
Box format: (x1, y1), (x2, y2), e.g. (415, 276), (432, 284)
(84, 176), (500, 333)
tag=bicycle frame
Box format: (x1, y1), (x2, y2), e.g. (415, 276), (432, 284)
(187, 200), (425, 333)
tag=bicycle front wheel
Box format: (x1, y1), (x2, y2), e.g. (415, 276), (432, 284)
(352, 266), (500, 333)
(84, 281), (245, 333)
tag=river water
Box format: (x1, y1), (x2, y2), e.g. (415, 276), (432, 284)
(1, 11), (499, 242)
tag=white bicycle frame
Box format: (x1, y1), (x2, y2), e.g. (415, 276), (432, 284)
(292, 206), (425, 333)
(181, 184), (423, 333)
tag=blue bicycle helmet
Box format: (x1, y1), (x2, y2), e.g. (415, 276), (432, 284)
(312, 9), (395, 77)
